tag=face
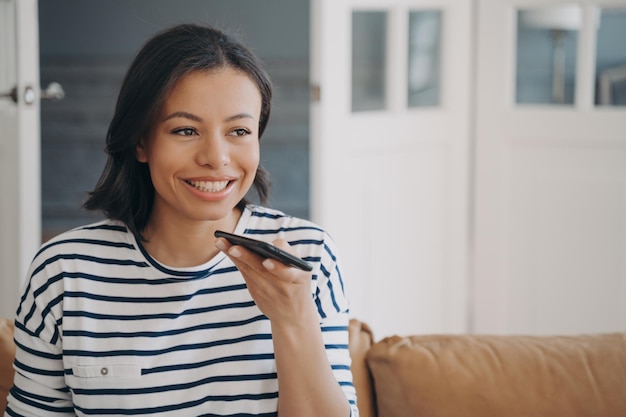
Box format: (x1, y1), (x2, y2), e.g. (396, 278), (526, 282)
(136, 68), (262, 228)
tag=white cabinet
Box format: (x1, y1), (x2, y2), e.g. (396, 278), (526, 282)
(473, 1), (626, 334)
(312, 0), (626, 337)
(311, 0), (472, 338)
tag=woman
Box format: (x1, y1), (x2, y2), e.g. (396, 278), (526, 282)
(6, 23), (357, 417)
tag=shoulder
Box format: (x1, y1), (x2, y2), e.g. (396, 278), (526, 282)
(18, 220), (136, 326)
(244, 204), (341, 263)
(32, 219), (133, 265)
(244, 205), (328, 239)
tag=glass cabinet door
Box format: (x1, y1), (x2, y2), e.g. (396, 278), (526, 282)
(352, 11), (387, 112)
(516, 5), (581, 105)
(595, 6), (626, 107)
(407, 10), (442, 107)
(515, 5), (626, 108)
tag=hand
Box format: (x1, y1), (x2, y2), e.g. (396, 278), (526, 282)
(215, 237), (317, 325)
(215, 237), (351, 417)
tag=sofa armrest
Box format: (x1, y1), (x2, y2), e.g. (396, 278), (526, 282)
(366, 332), (626, 417)
(348, 319), (377, 417)
(0, 318), (15, 414)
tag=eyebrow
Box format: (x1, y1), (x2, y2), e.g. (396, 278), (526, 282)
(162, 111), (256, 123)
(224, 112), (256, 123)
(162, 111), (203, 122)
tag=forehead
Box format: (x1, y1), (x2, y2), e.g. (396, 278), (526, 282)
(156, 69), (263, 123)
(168, 68), (260, 101)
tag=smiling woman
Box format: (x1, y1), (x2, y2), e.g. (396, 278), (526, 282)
(6, 23), (357, 417)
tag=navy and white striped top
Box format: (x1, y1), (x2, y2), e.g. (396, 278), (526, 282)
(6, 205), (358, 416)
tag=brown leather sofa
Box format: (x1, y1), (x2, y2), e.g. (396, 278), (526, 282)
(2, 317), (626, 416)
(348, 319), (626, 417)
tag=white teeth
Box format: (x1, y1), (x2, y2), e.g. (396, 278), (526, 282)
(188, 180), (229, 192)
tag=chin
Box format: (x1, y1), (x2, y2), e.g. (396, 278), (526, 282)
(192, 205), (240, 222)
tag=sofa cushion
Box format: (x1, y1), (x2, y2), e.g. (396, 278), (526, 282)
(0, 318), (15, 414)
(366, 332), (626, 417)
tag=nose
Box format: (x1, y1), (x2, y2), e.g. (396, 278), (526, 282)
(196, 133), (230, 168)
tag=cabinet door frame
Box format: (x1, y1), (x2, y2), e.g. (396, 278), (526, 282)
(0, 0), (41, 318)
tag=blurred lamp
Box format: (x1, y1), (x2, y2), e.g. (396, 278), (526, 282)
(520, 6), (582, 103)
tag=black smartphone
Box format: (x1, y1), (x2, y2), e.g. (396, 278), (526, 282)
(214, 230), (313, 272)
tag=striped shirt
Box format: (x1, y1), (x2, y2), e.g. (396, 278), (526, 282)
(6, 205), (358, 416)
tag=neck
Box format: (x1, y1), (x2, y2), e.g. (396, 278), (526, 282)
(141, 207), (242, 268)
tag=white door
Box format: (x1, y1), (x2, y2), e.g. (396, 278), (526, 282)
(311, 0), (472, 337)
(0, 0), (41, 319)
(474, 0), (626, 334)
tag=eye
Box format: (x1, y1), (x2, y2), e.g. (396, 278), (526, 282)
(172, 127), (198, 136)
(229, 128), (251, 137)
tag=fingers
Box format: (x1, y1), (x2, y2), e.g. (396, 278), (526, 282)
(214, 237), (300, 276)
(214, 236), (314, 323)
(214, 236), (268, 272)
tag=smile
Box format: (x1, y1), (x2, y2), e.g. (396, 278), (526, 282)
(186, 180), (230, 192)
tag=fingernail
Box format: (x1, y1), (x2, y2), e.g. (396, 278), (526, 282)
(215, 239), (226, 251)
(229, 247), (242, 258)
(262, 259), (275, 270)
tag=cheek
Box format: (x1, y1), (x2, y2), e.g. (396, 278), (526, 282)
(145, 148), (182, 186)
(243, 143), (261, 172)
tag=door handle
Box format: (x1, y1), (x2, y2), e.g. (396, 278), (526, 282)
(0, 86), (18, 103)
(0, 82), (65, 105)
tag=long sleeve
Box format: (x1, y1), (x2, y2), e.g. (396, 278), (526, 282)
(6, 259), (75, 416)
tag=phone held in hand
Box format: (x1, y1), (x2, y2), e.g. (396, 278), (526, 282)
(214, 230), (313, 272)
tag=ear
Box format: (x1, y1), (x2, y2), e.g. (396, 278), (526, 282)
(135, 140), (148, 163)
